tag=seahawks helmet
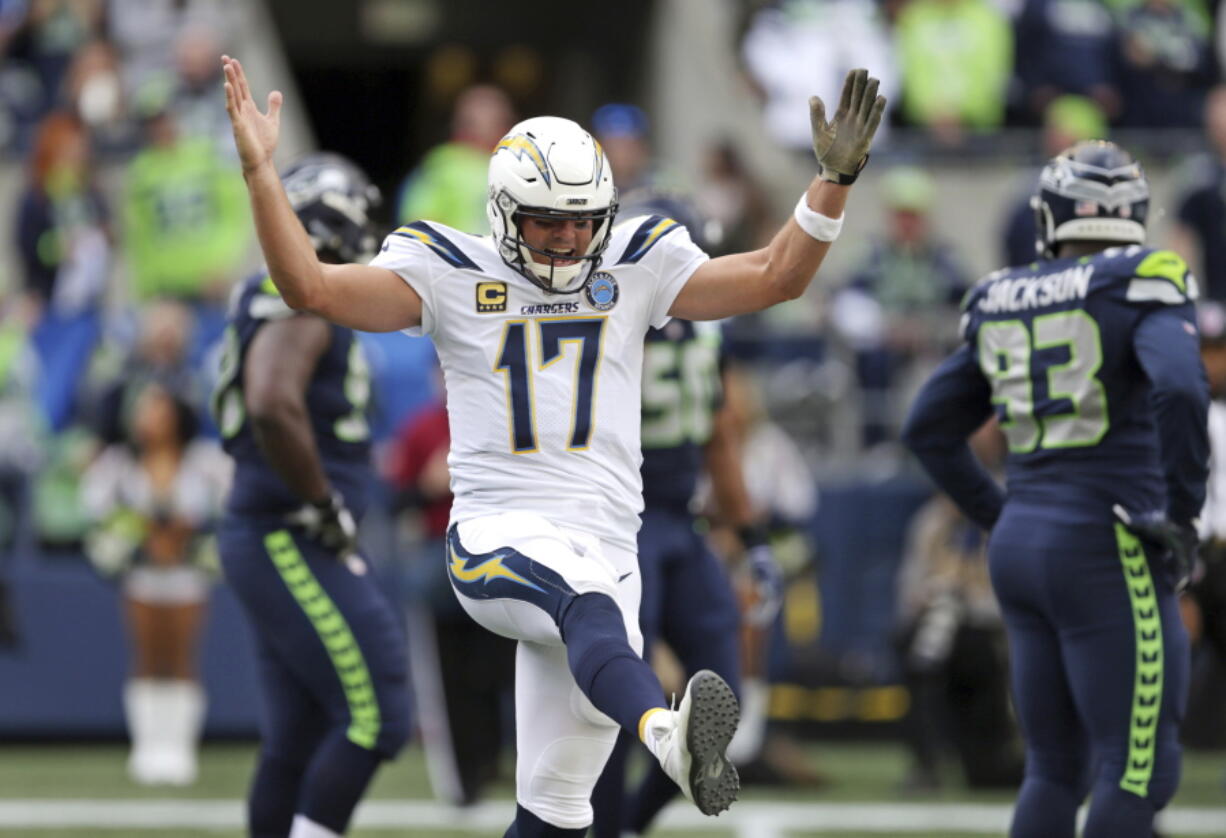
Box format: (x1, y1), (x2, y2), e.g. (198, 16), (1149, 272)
(281, 152), (381, 264)
(487, 116), (618, 294)
(1032, 140), (1149, 260)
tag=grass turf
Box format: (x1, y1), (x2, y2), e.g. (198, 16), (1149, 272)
(0, 740), (1220, 836)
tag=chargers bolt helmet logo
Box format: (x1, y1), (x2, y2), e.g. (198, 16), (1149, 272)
(584, 272), (619, 311)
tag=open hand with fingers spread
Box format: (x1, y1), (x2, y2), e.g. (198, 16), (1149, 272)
(809, 68), (886, 185)
(221, 55), (283, 177)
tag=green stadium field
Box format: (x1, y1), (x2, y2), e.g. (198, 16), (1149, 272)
(0, 741), (1222, 837)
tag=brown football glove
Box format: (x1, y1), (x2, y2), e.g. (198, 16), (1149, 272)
(810, 68), (886, 185)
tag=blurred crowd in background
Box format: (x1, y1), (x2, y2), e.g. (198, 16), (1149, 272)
(1, 0), (1225, 795)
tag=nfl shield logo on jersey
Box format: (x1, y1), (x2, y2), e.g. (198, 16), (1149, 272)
(584, 272), (619, 311)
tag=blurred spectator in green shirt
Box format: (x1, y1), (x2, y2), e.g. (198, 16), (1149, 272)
(121, 80), (250, 303)
(395, 84), (515, 234)
(895, 0), (1012, 145)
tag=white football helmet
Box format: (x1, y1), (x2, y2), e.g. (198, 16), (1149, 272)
(487, 116), (618, 293)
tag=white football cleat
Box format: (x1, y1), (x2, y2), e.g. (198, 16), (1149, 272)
(643, 669), (740, 815)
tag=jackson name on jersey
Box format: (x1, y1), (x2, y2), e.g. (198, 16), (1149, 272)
(959, 244), (1199, 513)
(371, 214), (708, 549)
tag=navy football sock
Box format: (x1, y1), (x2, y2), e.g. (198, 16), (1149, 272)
(248, 750), (303, 838)
(297, 731), (384, 834)
(561, 592), (666, 736)
(627, 760), (681, 835)
(503, 804), (587, 837)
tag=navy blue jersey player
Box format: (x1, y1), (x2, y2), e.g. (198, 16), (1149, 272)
(903, 141), (1209, 838)
(213, 154), (410, 838)
(590, 312), (783, 837)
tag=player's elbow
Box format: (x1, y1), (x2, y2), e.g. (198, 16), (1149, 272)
(246, 387), (303, 430)
(267, 268), (321, 313)
(1151, 367), (1209, 412)
(771, 279), (806, 304)
(761, 266), (808, 304)
(900, 415), (952, 460)
(277, 283), (314, 312)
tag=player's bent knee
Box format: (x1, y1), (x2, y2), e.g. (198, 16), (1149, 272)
(1149, 737), (1183, 809)
(1143, 767), (1181, 811)
(1025, 746), (1090, 795)
(1101, 746), (1181, 810)
(373, 704), (412, 760)
(522, 733), (619, 830)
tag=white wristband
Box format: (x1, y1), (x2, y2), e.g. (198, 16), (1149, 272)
(793, 194), (844, 242)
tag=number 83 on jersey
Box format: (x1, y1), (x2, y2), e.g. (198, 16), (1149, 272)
(979, 310), (1108, 452)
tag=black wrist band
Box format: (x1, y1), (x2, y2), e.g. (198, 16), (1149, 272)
(820, 153), (870, 186)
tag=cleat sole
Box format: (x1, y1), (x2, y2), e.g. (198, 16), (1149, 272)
(685, 670), (741, 816)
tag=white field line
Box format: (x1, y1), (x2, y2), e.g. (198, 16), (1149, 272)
(0, 800), (1222, 834)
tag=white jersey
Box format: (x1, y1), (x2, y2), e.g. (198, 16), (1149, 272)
(371, 214), (708, 548)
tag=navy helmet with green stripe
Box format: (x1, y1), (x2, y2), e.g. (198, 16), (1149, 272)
(281, 152), (381, 265)
(1032, 140), (1149, 260)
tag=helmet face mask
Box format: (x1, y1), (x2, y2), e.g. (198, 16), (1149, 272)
(1032, 140), (1149, 260)
(487, 117), (618, 293)
(280, 153), (381, 264)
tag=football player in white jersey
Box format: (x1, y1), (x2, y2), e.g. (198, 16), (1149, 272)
(223, 55), (883, 838)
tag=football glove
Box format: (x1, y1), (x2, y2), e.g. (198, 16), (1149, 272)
(1112, 504), (1199, 593)
(287, 490), (358, 558)
(810, 68), (886, 185)
(740, 526), (784, 627)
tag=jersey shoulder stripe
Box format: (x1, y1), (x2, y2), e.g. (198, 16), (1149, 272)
(1127, 278), (1190, 304)
(392, 221), (479, 270)
(1126, 249), (1198, 303)
(617, 215), (680, 264)
(228, 273), (293, 323)
(247, 276), (294, 320)
(1135, 249), (1189, 290)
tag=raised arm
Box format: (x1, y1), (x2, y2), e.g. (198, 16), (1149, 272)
(222, 56), (422, 332)
(669, 68), (885, 321)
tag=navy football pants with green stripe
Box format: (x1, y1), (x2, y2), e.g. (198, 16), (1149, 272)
(989, 503), (1189, 838)
(219, 517), (411, 837)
